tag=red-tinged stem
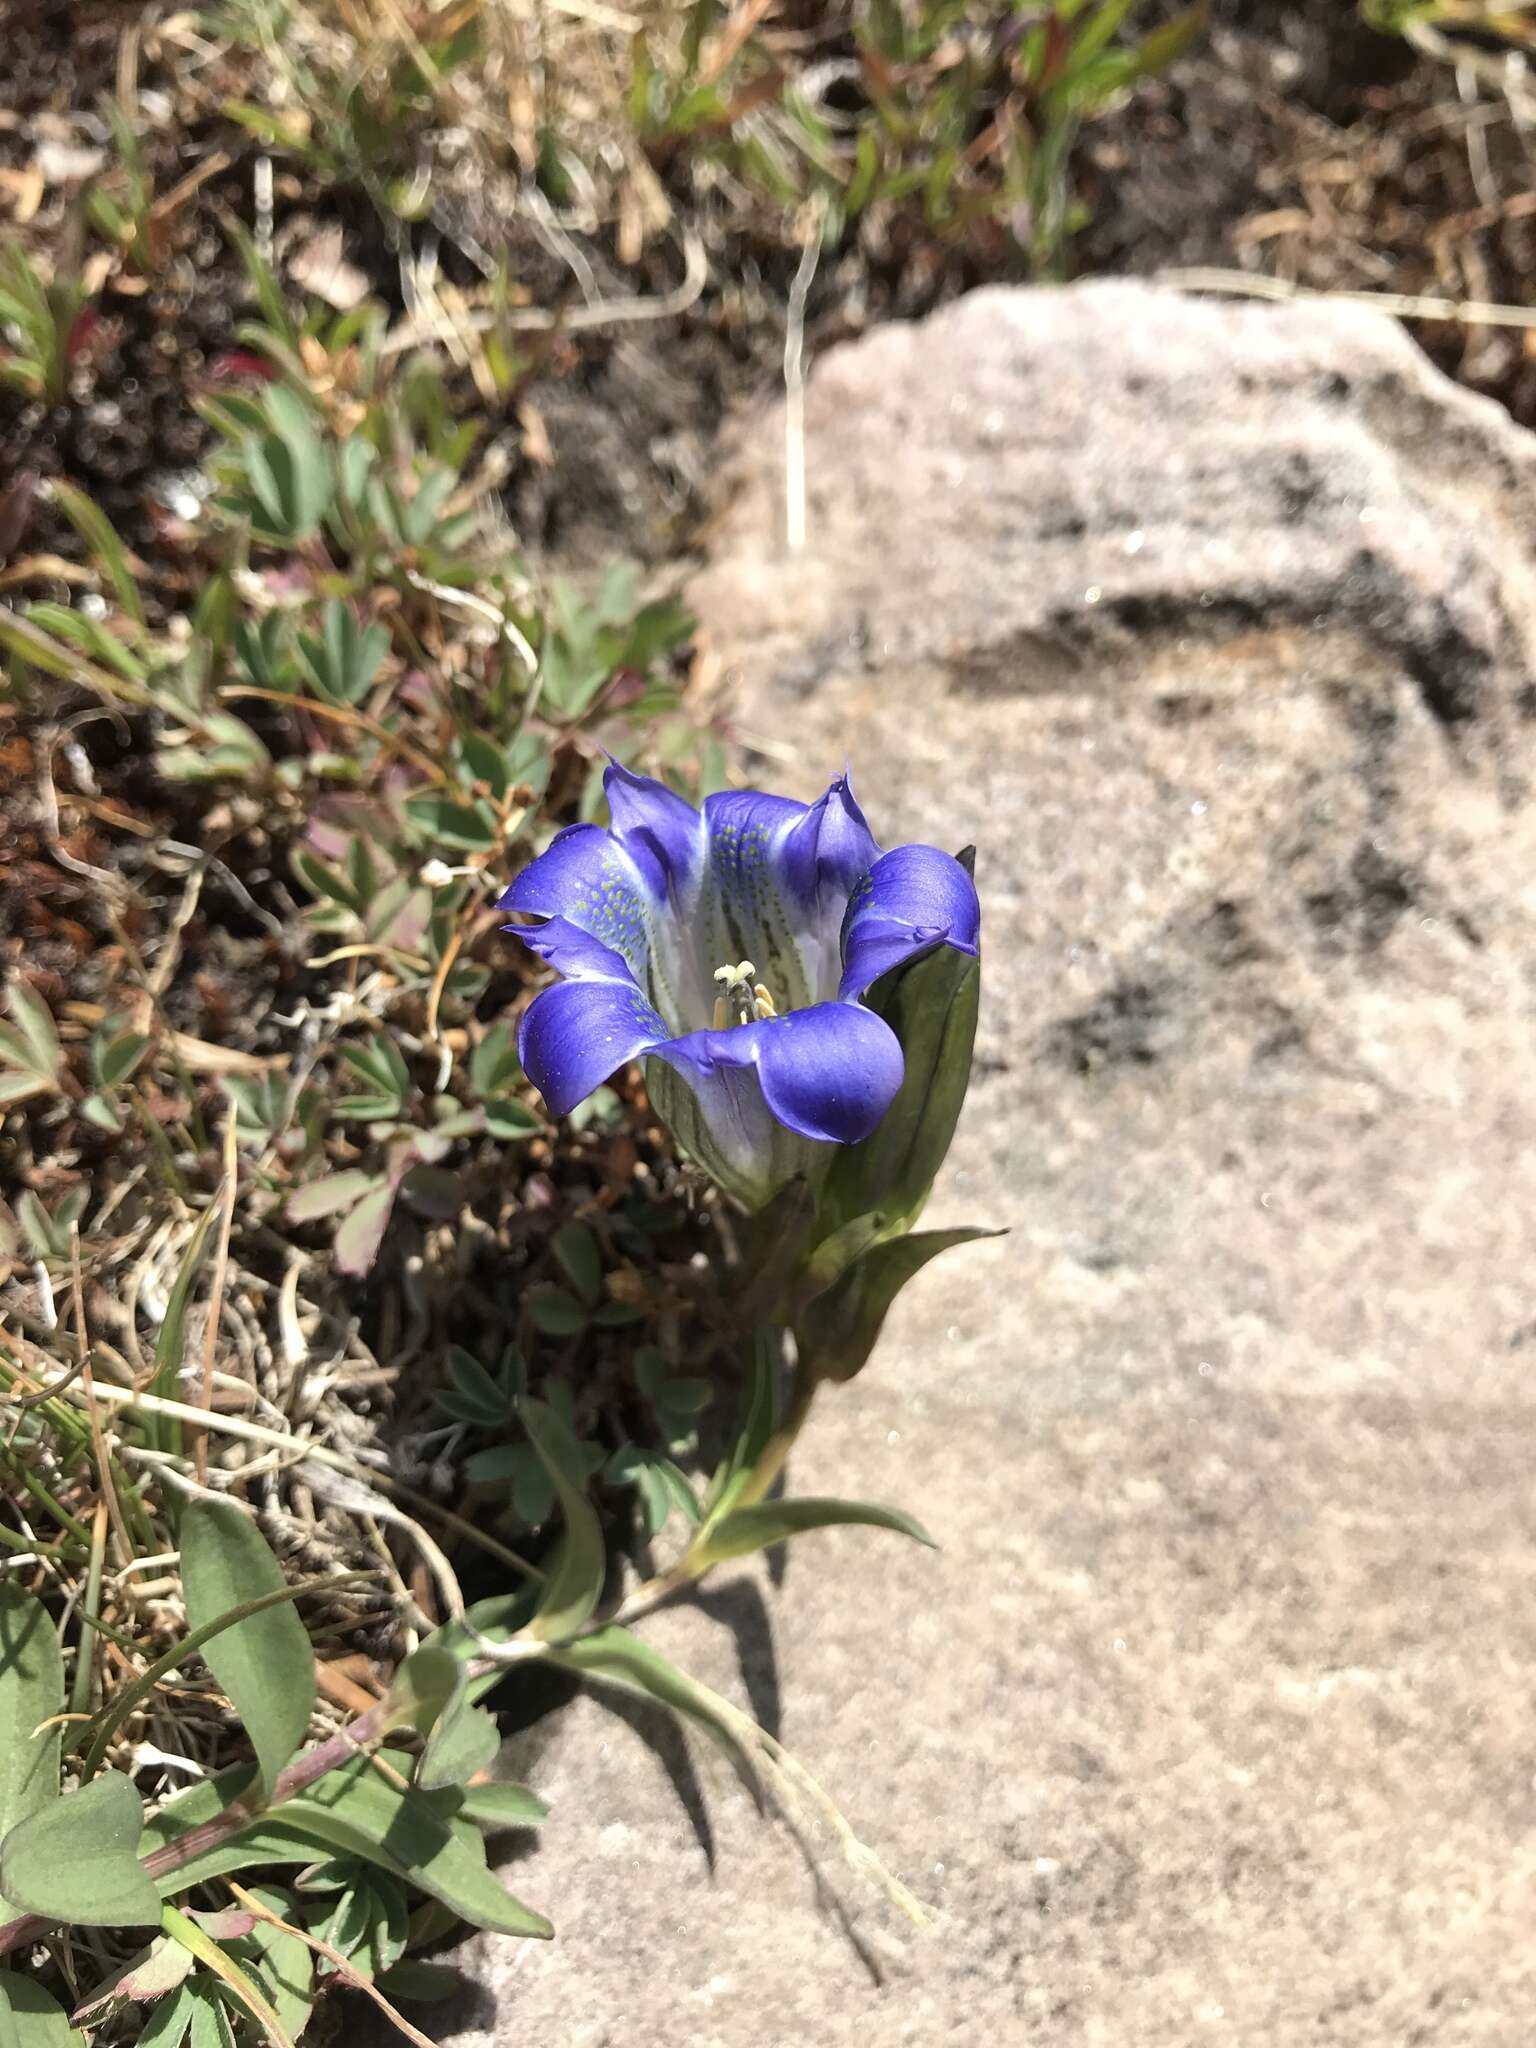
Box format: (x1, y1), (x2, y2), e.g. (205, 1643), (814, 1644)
(0, 1692), (396, 1959)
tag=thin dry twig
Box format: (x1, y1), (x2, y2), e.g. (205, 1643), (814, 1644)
(225, 1881), (438, 2048)
(1159, 265), (1536, 330)
(382, 227), (707, 354)
(783, 211), (822, 555)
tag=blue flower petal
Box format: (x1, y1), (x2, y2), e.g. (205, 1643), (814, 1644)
(838, 844), (980, 1001)
(512, 914), (640, 988)
(779, 775), (881, 911)
(703, 789), (808, 847)
(655, 1000), (903, 1147)
(701, 789), (815, 1009)
(498, 824), (654, 982)
(517, 977), (668, 1119)
(754, 1000), (905, 1143)
(603, 761), (706, 905)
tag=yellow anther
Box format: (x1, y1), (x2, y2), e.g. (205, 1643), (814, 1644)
(711, 960), (776, 1029)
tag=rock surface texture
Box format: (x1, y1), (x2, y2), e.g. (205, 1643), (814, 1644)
(428, 284), (1536, 2045)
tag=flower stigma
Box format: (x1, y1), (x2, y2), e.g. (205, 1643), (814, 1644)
(711, 960), (778, 1029)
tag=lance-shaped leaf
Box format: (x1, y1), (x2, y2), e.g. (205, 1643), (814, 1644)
(449, 1781), (548, 1830)
(284, 1169), (378, 1223)
(520, 1398), (605, 1641)
(238, 1885), (315, 2047)
(796, 1226), (1003, 1386)
(0, 1588), (63, 1921)
(179, 1501), (315, 1803)
(160, 1900), (296, 2048)
(184, 1980), (236, 2048)
(146, 1755), (552, 1939)
(0, 1769), (160, 1928)
(389, 1645), (501, 1792)
(135, 1986), (197, 2048)
(49, 478), (146, 625)
(698, 1327), (780, 1532)
(550, 1627), (758, 1787)
(691, 1496), (936, 1569)
(417, 1687), (500, 1793)
(0, 979), (65, 1105)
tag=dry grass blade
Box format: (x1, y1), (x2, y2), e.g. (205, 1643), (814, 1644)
(1159, 265), (1536, 330)
(225, 1882), (440, 2048)
(193, 1115), (242, 1484)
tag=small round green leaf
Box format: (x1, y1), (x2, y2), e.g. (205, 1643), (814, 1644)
(0, 1769), (159, 1929)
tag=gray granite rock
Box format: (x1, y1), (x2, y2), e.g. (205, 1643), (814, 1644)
(409, 284), (1536, 2045)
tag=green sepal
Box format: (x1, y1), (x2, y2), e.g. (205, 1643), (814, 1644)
(814, 863), (980, 1265)
(795, 1226), (1003, 1386)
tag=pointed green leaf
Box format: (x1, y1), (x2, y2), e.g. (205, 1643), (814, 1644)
(179, 1501), (315, 1802)
(402, 793), (500, 854)
(135, 1984), (197, 2048)
(469, 1021), (522, 1097)
(520, 1398), (605, 1641)
(796, 1227), (1003, 1385)
(551, 1221), (602, 1306)
(0, 1071), (52, 1108)
(416, 1687), (500, 1793)
(387, 1643), (462, 1734)
(332, 1179), (398, 1275)
(694, 1495), (936, 1568)
(5, 982), (61, 1083)
(239, 1886), (314, 2046)
(484, 1097), (541, 1139)
(161, 1899), (297, 2048)
(526, 1287), (587, 1336)
(285, 1170), (377, 1223)
(147, 1755), (552, 1939)
(701, 1327), (781, 1526)
(374, 1961), (461, 2004)
(186, 1981), (236, 2048)
(0, 1769), (160, 1928)
(92, 1025), (150, 1089)
(550, 1627), (758, 1784)
(48, 479), (146, 626)
(0, 1973), (83, 2047)
(450, 1780), (547, 1829)
(0, 1587), (63, 1921)
(80, 1575), (348, 1785)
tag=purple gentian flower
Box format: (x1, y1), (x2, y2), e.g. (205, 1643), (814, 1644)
(499, 764), (980, 1208)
